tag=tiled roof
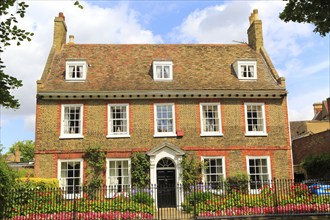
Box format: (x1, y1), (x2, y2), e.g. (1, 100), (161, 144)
(38, 44), (285, 93)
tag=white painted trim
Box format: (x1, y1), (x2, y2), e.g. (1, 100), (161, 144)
(201, 156), (226, 182)
(60, 104), (84, 139)
(107, 103), (130, 137)
(244, 102), (267, 136)
(153, 61), (173, 80)
(65, 61), (87, 81)
(233, 60), (257, 80)
(246, 156), (272, 194)
(199, 102), (223, 136)
(154, 103), (176, 137)
(105, 158), (131, 198)
(57, 158), (84, 199)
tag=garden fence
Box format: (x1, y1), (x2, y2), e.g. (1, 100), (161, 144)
(2, 179), (330, 219)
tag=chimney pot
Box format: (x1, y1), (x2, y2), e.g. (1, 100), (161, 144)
(69, 35), (74, 44)
(59, 12), (65, 20)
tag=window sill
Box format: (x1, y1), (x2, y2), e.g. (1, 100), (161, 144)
(107, 134), (130, 138)
(200, 133), (223, 137)
(245, 133), (268, 137)
(59, 135), (84, 139)
(154, 133), (177, 138)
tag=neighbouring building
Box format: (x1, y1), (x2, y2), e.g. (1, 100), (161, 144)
(35, 10), (293, 206)
(290, 98), (330, 179)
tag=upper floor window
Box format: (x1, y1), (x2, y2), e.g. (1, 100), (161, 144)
(246, 156), (271, 194)
(66, 61), (87, 81)
(154, 103), (176, 137)
(244, 102), (267, 136)
(200, 103), (223, 136)
(58, 159), (83, 199)
(233, 60), (257, 80)
(108, 104), (129, 138)
(153, 61), (173, 80)
(60, 104), (83, 139)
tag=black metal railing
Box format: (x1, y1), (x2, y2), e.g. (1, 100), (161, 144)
(2, 179), (330, 219)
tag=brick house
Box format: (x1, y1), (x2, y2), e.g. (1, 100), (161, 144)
(35, 9), (292, 205)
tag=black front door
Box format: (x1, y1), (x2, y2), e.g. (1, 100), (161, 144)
(157, 169), (176, 208)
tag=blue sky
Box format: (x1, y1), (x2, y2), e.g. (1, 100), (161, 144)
(1, 0), (329, 153)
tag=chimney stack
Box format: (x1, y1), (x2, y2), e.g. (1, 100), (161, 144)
(247, 9), (264, 51)
(53, 12), (67, 52)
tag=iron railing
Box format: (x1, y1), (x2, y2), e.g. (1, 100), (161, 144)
(2, 179), (330, 219)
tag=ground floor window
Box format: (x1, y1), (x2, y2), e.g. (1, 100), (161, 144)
(58, 159), (83, 198)
(106, 158), (131, 197)
(247, 156), (271, 193)
(202, 157), (225, 189)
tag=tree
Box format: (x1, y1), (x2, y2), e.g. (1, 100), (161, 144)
(7, 140), (34, 162)
(279, 0), (330, 37)
(302, 153), (330, 179)
(1, 0), (82, 109)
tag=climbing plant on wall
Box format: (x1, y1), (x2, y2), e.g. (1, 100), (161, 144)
(131, 152), (150, 187)
(84, 146), (106, 198)
(181, 152), (203, 189)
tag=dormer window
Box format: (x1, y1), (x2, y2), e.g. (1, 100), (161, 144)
(153, 61), (173, 80)
(234, 60), (257, 80)
(66, 61), (87, 81)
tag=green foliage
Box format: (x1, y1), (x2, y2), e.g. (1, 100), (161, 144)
(84, 146), (106, 198)
(181, 153), (203, 189)
(302, 153), (330, 179)
(225, 173), (249, 194)
(279, 0), (330, 37)
(131, 152), (150, 187)
(131, 191), (154, 206)
(13, 167), (34, 177)
(7, 140), (35, 162)
(0, 157), (17, 218)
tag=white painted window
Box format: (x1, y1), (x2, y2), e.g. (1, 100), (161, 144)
(233, 61), (257, 80)
(200, 103), (222, 136)
(244, 103), (267, 136)
(202, 157), (225, 183)
(60, 104), (83, 139)
(58, 159), (83, 199)
(153, 61), (173, 80)
(108, 104), (129, 138)
(106, 159), (131, 198)
(66, 61), (87, 81)
(154, 103), (176, 137)
(246, 156), (271, 194)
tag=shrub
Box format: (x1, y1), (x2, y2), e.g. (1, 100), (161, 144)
(131, 191), (154, 206)
(17, 177), (59, 188)
(226, 173), (249, 194)
(0, 158), (17, 218)
(302, 153), (330, 179)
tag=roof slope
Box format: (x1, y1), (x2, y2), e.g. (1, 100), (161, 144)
(38, 43), (285, 93)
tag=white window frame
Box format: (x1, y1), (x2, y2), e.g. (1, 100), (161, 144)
(154, 103), (176, 137)
(234, 60), (257, 80)
(244, 102), (267, 136)
(202, 156), (226, 194)
(106, 158), (131, 198)
(200, 103), (223, 136)
(60, 104), (84, 139)
(58, 159), (83, 199)
(65, 61), (87, 81)
(153, 61), (173, 80)
(246, 156), (271, 194)
(107, 104), (130, 138)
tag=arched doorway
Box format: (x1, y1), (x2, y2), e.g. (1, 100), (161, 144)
(157, 157), (176, 208)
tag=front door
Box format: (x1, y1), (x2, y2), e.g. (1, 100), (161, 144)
(157, 169), (176, 208)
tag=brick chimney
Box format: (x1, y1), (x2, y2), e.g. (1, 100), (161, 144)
(247, 9), (264, 51)
(53, 12), (67, 52)
(15, 148), (21, 163)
